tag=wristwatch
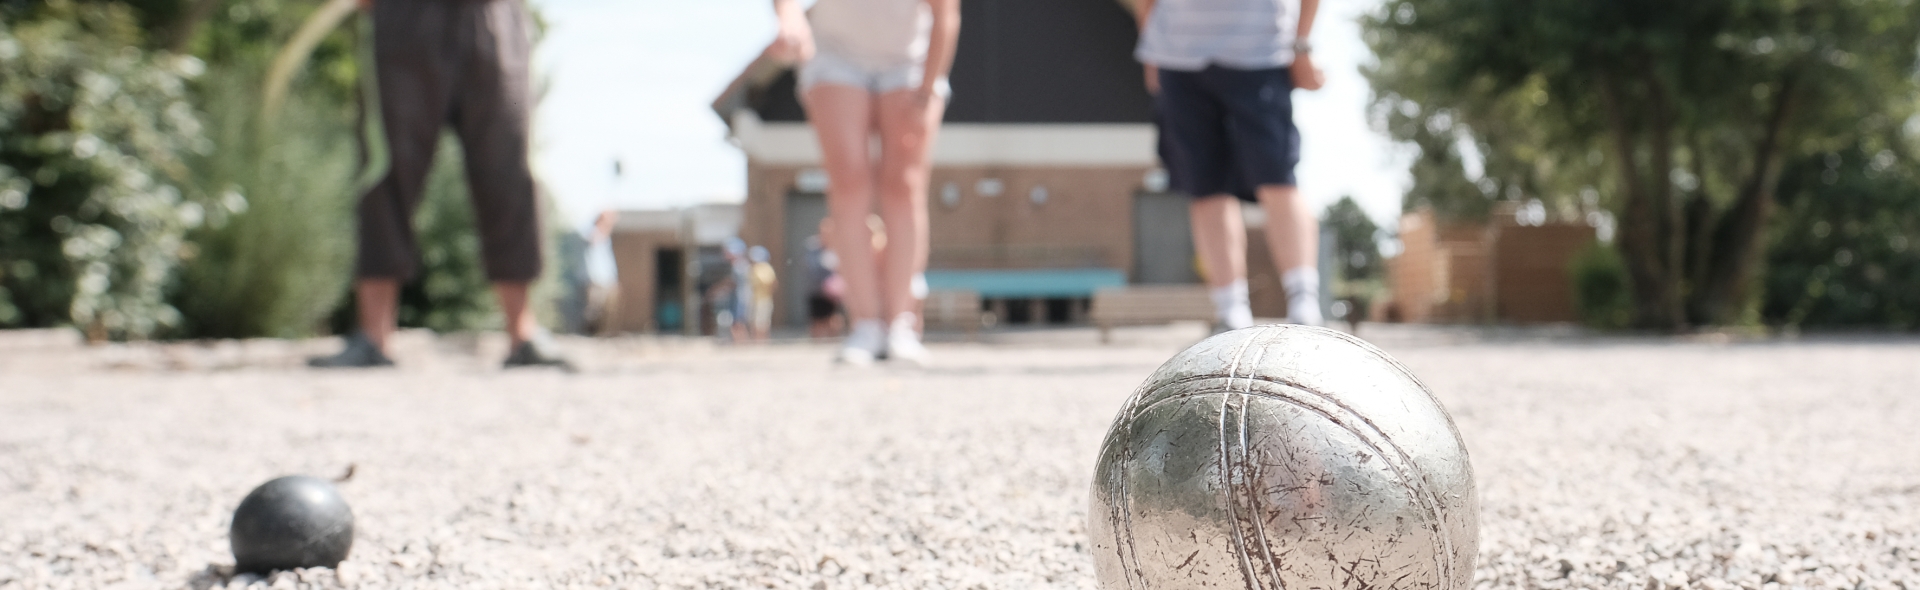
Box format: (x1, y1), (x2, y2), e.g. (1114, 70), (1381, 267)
(1292, 39), (1313, 54)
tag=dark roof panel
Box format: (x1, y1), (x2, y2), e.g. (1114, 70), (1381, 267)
(752, 71), (808, 122)
(947, 0), (1153, 123)
(749, 0), (1152, 124)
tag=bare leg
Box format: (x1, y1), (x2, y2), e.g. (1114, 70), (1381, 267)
(1257, 184), (1322, 324)
(804, 85), (882, 324)
(1188, 196), (1247, 288)
(1256, 185), (1316, 270)
(492, 281), (540, 347)
(355, 278), (400, 352)
(873, 89), (944, 319)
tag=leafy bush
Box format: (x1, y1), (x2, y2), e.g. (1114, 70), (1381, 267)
(1568, 242), (1632, 330)
(4, 2), (559, 340)
(167, 66), (358, 338)
(0, 2), (215, 339)
(1762, 144), (1920, 329)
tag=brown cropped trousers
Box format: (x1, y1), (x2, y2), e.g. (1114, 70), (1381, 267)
(356, 0), (543, 283)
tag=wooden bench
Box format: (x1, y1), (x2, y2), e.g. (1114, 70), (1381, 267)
(1090, 285), (1215, 344)
(923, 289), (986, 338)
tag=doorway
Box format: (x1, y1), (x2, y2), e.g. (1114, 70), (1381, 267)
(782, 191), (829, 328)
(1133, 190), (1200, 284)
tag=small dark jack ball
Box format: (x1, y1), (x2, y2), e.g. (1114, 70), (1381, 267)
(229, 475), (354, 574)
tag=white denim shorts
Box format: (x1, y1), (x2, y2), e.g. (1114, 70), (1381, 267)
(797, 49), (951, 97)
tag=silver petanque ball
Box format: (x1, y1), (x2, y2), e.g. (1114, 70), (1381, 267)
(1089, 325), (1477, 590)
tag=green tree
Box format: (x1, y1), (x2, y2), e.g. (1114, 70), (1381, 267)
(1367, 0), (1920, 329)
(1763, 141), (1920, 329)
(1322, 196), (1384, 284)
(1322, 196), (1386, 323)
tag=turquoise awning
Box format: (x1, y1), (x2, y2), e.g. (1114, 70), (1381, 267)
(923, 268), (1127, 298)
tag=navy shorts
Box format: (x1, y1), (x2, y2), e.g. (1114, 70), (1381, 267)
(1155, 65), (1300, 202)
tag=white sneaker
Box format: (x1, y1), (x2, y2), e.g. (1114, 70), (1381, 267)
(838, 320), (886, 366)
(885, 313), (929, 366)
(1286, 293), (1325, 327)
(1281, 268), (1324, 327)
(1220, 303), (1256, 331)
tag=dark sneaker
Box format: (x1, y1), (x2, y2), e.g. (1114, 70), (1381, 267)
(503, 336), (576, 372)
(307, 333), (395, 368)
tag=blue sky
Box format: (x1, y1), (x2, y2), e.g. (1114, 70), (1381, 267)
(529, 0), (1409, 232)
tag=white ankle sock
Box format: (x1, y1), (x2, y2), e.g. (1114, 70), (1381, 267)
(1209, 280), (1255, 330)
(1282, 267), (1323, 326)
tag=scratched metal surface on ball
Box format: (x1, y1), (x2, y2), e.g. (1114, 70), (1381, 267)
(1089, 325), (1478, 590)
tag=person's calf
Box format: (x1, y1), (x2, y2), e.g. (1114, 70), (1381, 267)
(491, 281), (541, 346)
(353, 278), (400, 352)
(1256, 185), (1317, 271)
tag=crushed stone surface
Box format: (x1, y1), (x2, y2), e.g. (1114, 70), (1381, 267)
(1, 326), (1917, 589)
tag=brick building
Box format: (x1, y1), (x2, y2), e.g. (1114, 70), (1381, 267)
(606, 204), (742, 335)
(712, 0), (1253, 328)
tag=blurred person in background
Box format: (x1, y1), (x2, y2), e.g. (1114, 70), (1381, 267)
(1137, 0), (1326, 330)
(707, 272), (739, 344)
(805, 220), (844, 338)
(310, 0), (571, 369)
(748, 245), (778, 341)
(556, 208), (620, 336)
(583, 210), (621, 334)
(722, 238), (751, 343)
(764, 0), (960, 366)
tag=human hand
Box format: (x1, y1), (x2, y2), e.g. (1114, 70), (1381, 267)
(1143, 64), (1160, 95)
(914, 83), (941, 108)
(1291, 53), (1325, 91)
(766, 11), (815, 64)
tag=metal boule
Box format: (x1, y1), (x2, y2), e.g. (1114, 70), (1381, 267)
(230, 475), (354, 574)
(1088, 325), (1478, 589)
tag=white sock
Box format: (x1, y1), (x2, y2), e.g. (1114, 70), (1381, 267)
(1209, 280), (1255, 330)
(1282, 267), (1323, 326)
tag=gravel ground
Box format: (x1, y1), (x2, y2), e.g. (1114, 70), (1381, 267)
(1, 325), (1918, 589)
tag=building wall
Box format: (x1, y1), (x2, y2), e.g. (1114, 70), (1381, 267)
(741, 161), (1153, 325)
(924, 166), (1148, 271)
(609, 230), (678, 334)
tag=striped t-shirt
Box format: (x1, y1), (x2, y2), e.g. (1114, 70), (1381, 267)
(1136, 0), (1300, 71)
